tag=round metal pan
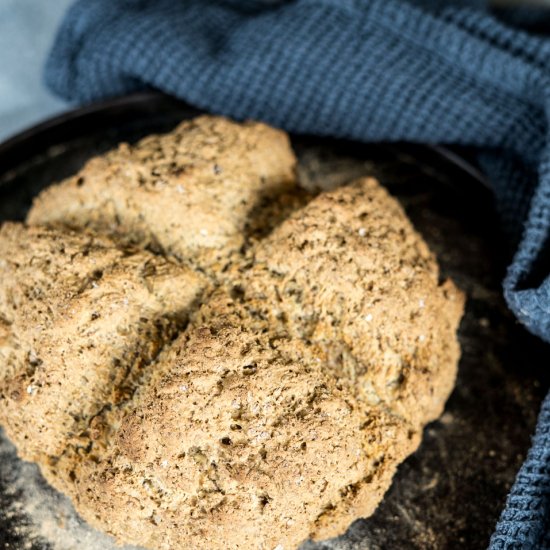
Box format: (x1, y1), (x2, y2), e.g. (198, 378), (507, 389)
(0, 92), (548, 550)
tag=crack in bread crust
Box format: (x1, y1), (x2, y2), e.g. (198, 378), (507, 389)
(0, 116), (464, 550)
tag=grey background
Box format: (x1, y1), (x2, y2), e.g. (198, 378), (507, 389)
(0, 0), (71, 142)
(0, 0), (549, 143)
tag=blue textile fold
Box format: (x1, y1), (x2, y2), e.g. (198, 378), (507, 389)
(44, 1), (550, 547)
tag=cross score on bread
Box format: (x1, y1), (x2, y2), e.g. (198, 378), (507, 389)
(0, 116), (463, 550)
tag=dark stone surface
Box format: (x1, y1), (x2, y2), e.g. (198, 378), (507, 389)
(0, 93), (548, 550)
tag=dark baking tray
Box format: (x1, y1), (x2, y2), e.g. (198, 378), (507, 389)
(0, 92), (548, 550)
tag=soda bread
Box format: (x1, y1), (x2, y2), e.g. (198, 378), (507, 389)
(0, 116), (464, 549)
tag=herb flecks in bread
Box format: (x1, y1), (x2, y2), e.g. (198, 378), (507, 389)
(0, 116), (464, 550)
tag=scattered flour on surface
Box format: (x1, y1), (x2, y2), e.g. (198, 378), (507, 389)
(0, 428), (143, 550)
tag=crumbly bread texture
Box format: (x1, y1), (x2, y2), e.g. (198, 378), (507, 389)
(0, 116), (464, 550)
(27, 116), (296, 272)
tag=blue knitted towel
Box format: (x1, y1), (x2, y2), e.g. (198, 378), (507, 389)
(44, 1), (550, 547)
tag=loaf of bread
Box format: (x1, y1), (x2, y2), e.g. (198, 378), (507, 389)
(0, 116), (464, 549)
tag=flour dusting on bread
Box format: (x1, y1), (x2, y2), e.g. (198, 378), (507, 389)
(0, 116), (464, 550)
